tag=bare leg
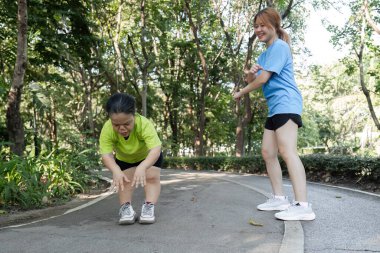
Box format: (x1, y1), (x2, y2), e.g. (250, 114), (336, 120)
(276, 120), (307, 202)
(144, 166), (161, 204)
(118, 166), (161, 205)
(262, 129), (284, 196)
(118, 168), (136, 205)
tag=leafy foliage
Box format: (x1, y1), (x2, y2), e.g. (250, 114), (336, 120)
(164, 155), (380, 184)
(0, 148), (100, 209)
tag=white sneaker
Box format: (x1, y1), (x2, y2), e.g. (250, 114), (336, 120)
(275, 203), (316, 221)
(139, 202), (155, 224)
(119, 203), (137, 225)
(257, 195), (291, 211)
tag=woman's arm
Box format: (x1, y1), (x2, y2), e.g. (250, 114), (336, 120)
(234, 70), (272, 100)
(244, 64), (263, 83)
(136, 146), (161, 171)
(102, 153), (122, 174)
(131, 146), (161, 188)
(102, 153), (130, 191)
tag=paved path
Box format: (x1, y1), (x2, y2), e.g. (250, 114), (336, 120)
(0, 169), (379, 253)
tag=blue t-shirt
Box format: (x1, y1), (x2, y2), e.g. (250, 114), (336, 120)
(257, 39), (302, 117)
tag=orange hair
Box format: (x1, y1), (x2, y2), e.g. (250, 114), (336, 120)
(254, 7), (290, 45)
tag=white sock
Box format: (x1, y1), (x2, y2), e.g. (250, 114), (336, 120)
(274, 195), (286, 200)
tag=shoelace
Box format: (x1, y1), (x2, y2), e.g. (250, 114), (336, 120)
(119, 204), (132, 216)
(142, 204), (153, 216)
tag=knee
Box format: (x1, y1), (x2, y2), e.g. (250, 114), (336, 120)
(120, 182), (134, 192)
(278, 148), (297, 162)
(146, 169), (160, 184)
(146, 176), (160, 184)
(262, 147), (277, 162)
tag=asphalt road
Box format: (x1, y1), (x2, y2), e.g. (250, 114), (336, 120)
(0, 169), (379, 253)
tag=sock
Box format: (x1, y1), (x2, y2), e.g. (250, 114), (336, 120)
(274, 195), (286, 200)
(145, 201), (153, 205)
(122, 202), (130, 206)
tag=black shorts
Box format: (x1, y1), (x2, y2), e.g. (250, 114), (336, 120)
(116, 152), (164, 171)
(265, 113), (302, 131)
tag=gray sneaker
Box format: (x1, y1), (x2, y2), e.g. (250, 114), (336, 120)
(119, 203), (137, 225)
(257, 195), (291, 211)
(275, 203), (316, 221)
(139, 203), (155, 224)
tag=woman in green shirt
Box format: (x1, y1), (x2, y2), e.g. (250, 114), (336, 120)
(99, 93), (162, 225)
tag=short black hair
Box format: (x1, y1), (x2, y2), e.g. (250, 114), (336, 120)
(105, 93), (136, 116)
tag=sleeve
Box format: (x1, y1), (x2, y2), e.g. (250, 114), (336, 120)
(99, 121), (116, 155)
(141, 119), (162, 150)
(262, 43), (288, 75)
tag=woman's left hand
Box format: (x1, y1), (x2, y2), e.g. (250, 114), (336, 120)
(132, 167), (147, 188)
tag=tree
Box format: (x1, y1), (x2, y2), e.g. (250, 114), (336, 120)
(303, 64), (367, 153)
(357, 6), (380, 130)
(364, 0), (380, 34)
(328, 0), (380, 130)
(211, 0), (258, 157)
(183, 0), (211, 156)
(6, 0), (27, 156)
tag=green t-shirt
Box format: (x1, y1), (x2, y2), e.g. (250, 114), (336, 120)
(99, 113), (162, 163)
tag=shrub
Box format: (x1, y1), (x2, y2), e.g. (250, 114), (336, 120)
(164, 154), (380, 184)
(0, 148), (100, 210)
(164, 156), (267, 174)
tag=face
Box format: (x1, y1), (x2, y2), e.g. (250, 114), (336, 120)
(110, 113), (135, 137)
(254, 20), (277, 46)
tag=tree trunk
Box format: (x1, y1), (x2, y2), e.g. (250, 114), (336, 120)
(48, 99), (58, 149)
(234, 34), (257, 157)
(79, 67), (96, 137)
(114, 0), (126, 84)
(86, 76), (95, 137)
(235, 110), (244, 156)
(139, 0), (149, 116)
(140, 69), (148, 116)
(126, 0), (150, 116)
(213, 1), (257, 156)
(358, 15), (380, 130)
(184, 0), (209, 156)
(163, 93), (179, 156)
(110, 0), (139, 94)
(6, 0), (27, 156)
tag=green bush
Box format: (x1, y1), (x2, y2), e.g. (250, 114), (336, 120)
(299, 154), (380, 182)
(0, 148), (100, 210)
(0, 155), (48, 208)
(164, 156), (267, 174)
(164, 154), (380, 183)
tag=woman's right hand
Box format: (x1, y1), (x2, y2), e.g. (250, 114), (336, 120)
(244, 64), (262, 83)
(233, 91), (243, 101)
(113, 170), (130, 192)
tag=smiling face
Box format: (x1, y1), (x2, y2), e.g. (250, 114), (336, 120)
(110, 113), (135, 137)
(254, 18), (277, 46)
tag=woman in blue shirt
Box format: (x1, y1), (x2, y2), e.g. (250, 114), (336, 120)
(233, 7), (315, 221)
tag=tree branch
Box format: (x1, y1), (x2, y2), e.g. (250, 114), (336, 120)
(363, 0), (380, 35)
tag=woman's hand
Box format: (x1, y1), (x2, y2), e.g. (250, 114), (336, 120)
(233, 91), (243, 101)
(131, 167), (146, 188)
(244, 64), (262, 83)
(113, 170), (130, 192)
(244, 70), (255, 83)
(247, 64), (263, 74)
